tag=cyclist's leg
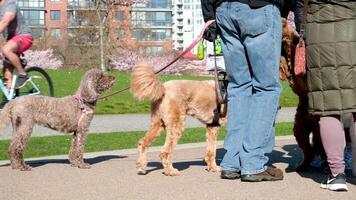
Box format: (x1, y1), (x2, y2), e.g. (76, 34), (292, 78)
(2, 39), (25, 75)
(2, 61), (14, 90)
(3, 35), (33, 88)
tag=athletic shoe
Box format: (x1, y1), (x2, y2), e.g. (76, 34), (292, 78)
(320, 173), (348, 191)
(241, 166), (284, 182)
(15, 74), (30, 89)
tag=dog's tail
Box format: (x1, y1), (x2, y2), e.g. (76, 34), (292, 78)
(0, 101), (13, 133)
(131, 63), (165, 102)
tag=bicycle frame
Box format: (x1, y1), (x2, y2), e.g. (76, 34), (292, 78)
(0, 74), (17, 100)
(0, 73), (41, 101)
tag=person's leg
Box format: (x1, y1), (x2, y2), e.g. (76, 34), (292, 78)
(2, 61), (14, 90)
(237, 4), (282, 175)
(1, 40), (25, 75)
(319, 116), (345, 175)
(319, 116), (347, 191)
(2, 35), (33, 89)
(215, 1), (252, 174)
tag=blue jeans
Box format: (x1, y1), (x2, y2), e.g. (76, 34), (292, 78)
(216, 2), (282, 175)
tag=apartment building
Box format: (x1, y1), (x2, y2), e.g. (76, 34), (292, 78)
(131, 0), (173, 54)
(172, 0), (208, 54)
(17, 0), (172, 54)
(172, 0), (183, 50)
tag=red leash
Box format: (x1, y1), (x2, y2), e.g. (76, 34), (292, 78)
(99, 20), (216, 100)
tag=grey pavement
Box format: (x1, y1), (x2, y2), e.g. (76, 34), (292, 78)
(0, 107), (297, 140)
(0, 136), (355, 200)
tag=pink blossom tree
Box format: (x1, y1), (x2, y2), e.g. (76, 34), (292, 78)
(23, 49), (64, 69)
(108, 48), (206, 74)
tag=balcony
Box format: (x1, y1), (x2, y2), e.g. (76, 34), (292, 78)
(176, 14), (183, 20)
(177, 22), (183, 27)
(177, 29), (183, 35)
(176, 0), (183, 5)
(177, 7), (183, 13)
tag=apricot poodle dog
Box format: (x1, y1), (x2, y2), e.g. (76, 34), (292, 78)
(279, 18), (325, 170)
(0, 69), (115, 171)
(131, 63), (226, 176)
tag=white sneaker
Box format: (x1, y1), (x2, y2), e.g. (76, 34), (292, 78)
(320, 173), (348, 191)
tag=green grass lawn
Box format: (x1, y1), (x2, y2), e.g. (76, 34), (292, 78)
(45, 69), (297, 114)
(0, 122), (293, 160)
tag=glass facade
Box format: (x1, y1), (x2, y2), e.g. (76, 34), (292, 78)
(17, 0), (45, 8)
(132, 11), (171, 28)
(132, 0), (172, 9)
(21, 10), (45, 26)
(67, 0), (95, 9)
(133, 29), (171, 41)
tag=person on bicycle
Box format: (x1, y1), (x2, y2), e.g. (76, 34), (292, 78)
(0, 0), (32, 89)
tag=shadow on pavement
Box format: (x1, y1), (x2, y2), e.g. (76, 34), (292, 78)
(145, 160), (207, 174)
(0, 155), (127, 168)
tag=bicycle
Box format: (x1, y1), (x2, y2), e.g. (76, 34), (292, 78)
(0, 54), (54, 107)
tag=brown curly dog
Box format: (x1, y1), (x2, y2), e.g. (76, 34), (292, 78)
(279, 18), (326, 171)
(131, 63), (226, 176)
(0, 69), (115, 171)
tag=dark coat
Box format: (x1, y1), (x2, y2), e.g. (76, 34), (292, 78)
(305, 0), (356, 115)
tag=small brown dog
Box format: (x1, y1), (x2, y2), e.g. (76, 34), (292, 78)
(131, 63), (226, 176)
(0, 69), (115, 171)
(280, 18), (326, 170)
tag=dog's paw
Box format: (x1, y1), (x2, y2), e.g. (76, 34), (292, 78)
(71, 162), (91, 169)
(20, 165), (32, 171)
(163, 168), (180, 176)
(78, 163), (91, 169)
(10, 162), (21, 170)
(137, 168), (147, 175)
(207, 165), (221, 173)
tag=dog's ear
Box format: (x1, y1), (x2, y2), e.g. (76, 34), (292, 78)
(78, 69), (101, 102)
(279, 56), (290, 81)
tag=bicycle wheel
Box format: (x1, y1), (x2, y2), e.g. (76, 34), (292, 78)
(17, 67), (54, 97)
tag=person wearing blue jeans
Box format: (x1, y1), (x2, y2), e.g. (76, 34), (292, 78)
(201, 0), (291, 181)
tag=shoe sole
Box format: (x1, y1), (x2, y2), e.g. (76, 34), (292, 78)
(320, 183), (348, 192)
(241, 176), (283, 182)
(221, 175), (240, 180)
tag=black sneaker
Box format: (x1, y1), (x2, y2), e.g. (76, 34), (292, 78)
(15, 74), (30, 89)
(320, 173), (348, 191)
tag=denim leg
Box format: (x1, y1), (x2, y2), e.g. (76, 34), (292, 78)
(216, 2), (282, 174)
(239, 5), (282, 175)
(216, 2), (252, 172)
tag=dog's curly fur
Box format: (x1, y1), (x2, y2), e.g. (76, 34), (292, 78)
(0, 69), (115, 171)
(131, 63), (226, 176)
(280, 18), (325, 170)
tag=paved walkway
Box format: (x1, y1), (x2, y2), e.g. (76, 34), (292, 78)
(0, 136), (355, 200)
(0, 107), (297, 140)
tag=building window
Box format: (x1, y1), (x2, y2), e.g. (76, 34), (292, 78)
(131, 11), (172, 28)
(50, 28), (61, 38)
(133, 0), (172, 9)
(50, 0), (61, 2)
(50, 10), (61, 20)
(115, 11), (124, 21)
(21, 10), (45, 25)
(18, 0), (45, 8)
(117, 29), (124, 39)
(31, 28), (45, 38)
